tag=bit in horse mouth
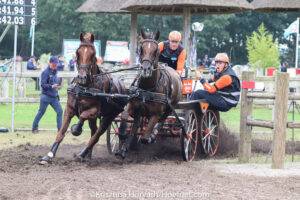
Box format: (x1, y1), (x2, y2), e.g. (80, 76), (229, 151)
(77, 77), (87, 85)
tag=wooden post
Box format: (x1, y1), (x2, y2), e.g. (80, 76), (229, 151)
(17, 78), (26, 97)
(1, 78), (9, 100)
(182, 7), (191, 66)
(17, 62), (26, 97)
(272, 72), (289, 169)
(239, 71), (254, 163)
(130, 13), (138, 65)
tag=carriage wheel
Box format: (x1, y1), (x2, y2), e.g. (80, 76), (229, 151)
(199, 110), (220, 157)
(181, 110), (199, 162)
(106, 121), (120, 155)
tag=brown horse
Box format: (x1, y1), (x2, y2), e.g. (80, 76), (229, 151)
(40, 33), (127, 164)
(116, 30), (182, 158)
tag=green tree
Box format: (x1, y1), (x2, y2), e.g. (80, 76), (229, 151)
(246, 23), (280, 69)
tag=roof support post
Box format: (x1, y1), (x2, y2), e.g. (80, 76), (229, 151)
(130, 13), (138, 65)
(183, 7), (191, 67)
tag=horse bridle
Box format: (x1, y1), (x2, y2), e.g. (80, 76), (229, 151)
(139, 39), (160, 70)
(76, 43), (97, 84)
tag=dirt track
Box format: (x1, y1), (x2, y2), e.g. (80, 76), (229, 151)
(0, 138), (299, 200)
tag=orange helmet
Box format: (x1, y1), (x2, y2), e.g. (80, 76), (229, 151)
(215, 53), (230, 63)
(169, 31), (182, 42)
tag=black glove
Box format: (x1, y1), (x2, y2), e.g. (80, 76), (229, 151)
(200, 78), (206, 84)
(214, 72), (221, 80)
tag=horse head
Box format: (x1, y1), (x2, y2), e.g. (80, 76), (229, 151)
(76, 32), (98, 86)
(139, 29), (160, 78)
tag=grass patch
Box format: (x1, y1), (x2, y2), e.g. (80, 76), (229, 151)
(221, 106), (300, 141)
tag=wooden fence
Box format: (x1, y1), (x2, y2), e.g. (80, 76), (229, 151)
(239, 71), (300, 169)
(0, 67), (138, 103)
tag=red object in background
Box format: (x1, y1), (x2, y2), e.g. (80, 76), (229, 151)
(266, 67), (276, 76)
(122, 58), (130, 65)
(242, 81), (255, 89)
(296, 69), (300, 75)
(182, 79), (193, 94)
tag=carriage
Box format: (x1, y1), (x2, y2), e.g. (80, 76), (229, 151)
(40, 32), (221, 165)
(106, 72), (220, 162)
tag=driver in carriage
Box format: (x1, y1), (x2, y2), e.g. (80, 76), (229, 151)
(191, 53), (241, 112)
(158, 31), (187, 76)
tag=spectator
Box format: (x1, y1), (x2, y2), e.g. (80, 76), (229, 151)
(197, 59), (205, 69)
(27, 56), (37, 70)
(57, 55), (65, 71)
(203, 54), (211, 68)
(68, 54), (76, 71)
(209, 59), (216, 74)
(280, 61), (288, 72)
(32, 56), (63, 133)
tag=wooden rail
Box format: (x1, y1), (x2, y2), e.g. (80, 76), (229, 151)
(247, 92), (300, 100)
(0, 71), (77, 78)
(246, 119), (274, 129)
(0, 98), (68, 103)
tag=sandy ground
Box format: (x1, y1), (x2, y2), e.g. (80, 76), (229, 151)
(0, 138), (299, 200)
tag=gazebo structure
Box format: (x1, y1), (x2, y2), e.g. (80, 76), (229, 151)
(77, 0), (253, 65)
(121, 0), (253, 65)
(252, 0), (300, 12)
(77, 0), (139, 64)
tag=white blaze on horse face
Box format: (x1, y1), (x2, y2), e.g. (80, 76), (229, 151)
(148, 43), (151, 49)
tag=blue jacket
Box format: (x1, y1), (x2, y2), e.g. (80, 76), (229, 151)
(27, 60), (37, 70)
(57, 60), (64, 71)
(68, 59), (76, 71)
(40, 67), (60, 97)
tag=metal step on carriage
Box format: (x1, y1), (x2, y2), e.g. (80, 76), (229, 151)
(106, 69), (220, 162)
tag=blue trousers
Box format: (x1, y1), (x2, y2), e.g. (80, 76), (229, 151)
(190, 90), (231, 112)
(32, 94), (63, 130)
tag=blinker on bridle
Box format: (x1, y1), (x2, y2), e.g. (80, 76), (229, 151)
(140, 39), (159, 68)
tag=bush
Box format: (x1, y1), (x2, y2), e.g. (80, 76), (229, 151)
(37, 53), (51, 69)
(246, 23), (280, 70)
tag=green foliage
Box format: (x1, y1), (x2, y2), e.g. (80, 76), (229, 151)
(38, 53), (51, 67)
(246, 23), (280, 69)
(0, 0), (299, 65)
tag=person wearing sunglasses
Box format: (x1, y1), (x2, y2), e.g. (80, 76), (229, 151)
(158, 31), (186, 75)
(191, 53), (241, 112)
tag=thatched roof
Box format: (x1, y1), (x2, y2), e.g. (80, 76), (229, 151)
(252, 0), (300, 12)
(77, 0), (129, 13)
(121, 0), (253, 14)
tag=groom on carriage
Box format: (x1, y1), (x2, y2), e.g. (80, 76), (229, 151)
(191, 53), (241, 112)
(158, 31), (187, 76)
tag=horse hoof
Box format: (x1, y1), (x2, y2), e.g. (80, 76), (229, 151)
(73, 154), (86, 162)
(140, 136), (156, 145)
(71, 124), (82, 136)
(39, 155), (52, 165)
(114, 148), (127, 159)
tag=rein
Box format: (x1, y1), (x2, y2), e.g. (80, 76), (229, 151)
(93, 65), (140, 77)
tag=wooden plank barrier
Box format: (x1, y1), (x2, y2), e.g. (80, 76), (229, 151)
(239, 71), (293, 169)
